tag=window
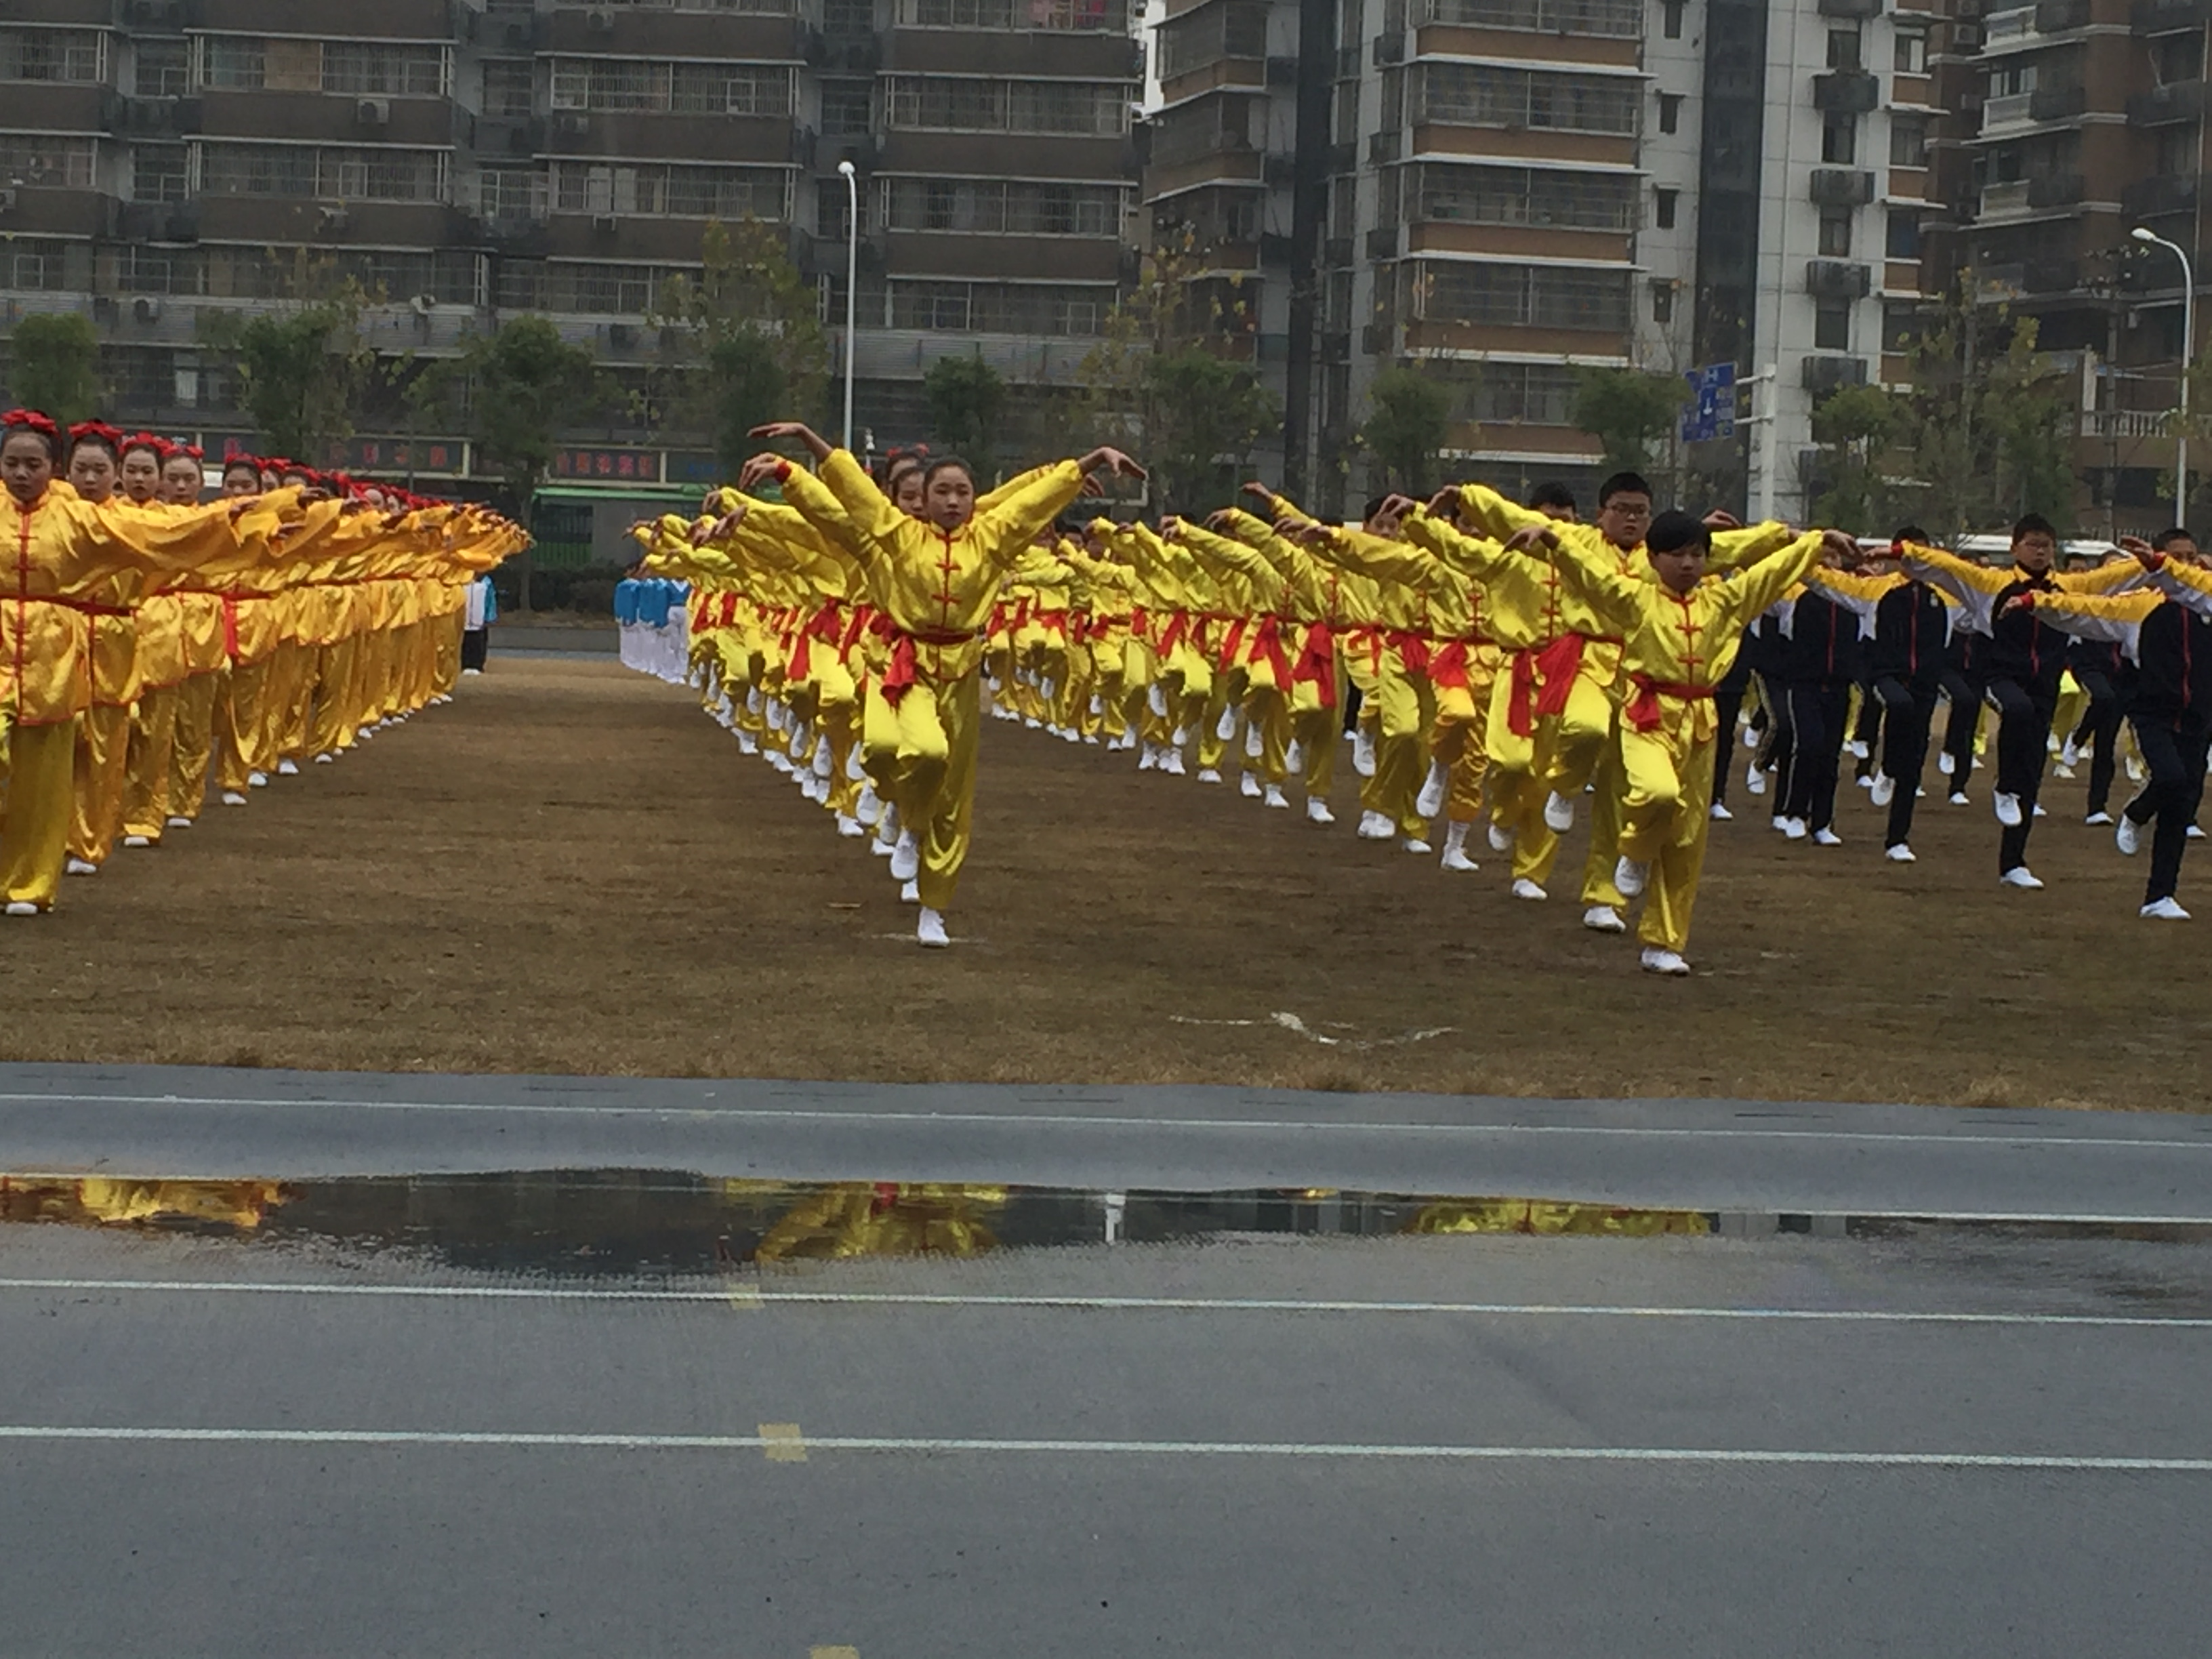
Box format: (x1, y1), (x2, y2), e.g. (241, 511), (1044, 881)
(554, 162), (792, 219)
(882, 176), (1124, 234)
(1825, 27), (1860, 70)
(1474, 361), (1580, 423)
(1818, 207), (1851, 257)
(0, 135), (96, 190)
(1889, 113), (1927, 167)
(133, 144), (190, 202)
(1885, 207), (1921, 259)
(1653, 186), (1677, 228)
(1413, 163), (1637, 230)
(136, 38), (189, 98)
(1650, 279), (1673, 323)
(818, 176), (861, 237)
(887, 278), (1115, 334)
(885, 76), (1128, 135)
(2154, 32), (2204, 81)
(483, 60), (534, 117)
(323, 42), (449, 96)
(1657, 91), (1682, 134)
(548, 59), (795, 117)
(1415, 64), (1641, 135)
(1893, 30), (1926, 73)
(1662, 0), (1683, 38)
(1157, 2), (1267, 80)
(1418, 0), (1642, 37)
(0, 28), (104, 83)
(197, 36), (447, 96)
(1418, 261), (1631, 330)
(1822, 116), (1856, 163)
(197, 143), (448, 202)
(478, 167), (545, 222)
(820, 79), (873, 133)
(897, 0), (1131, 28)
(1814, 300), (1851, 350)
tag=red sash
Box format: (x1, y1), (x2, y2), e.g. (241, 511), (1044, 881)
(1624, 676), (1714, 733)
(1290, 622), (1337, 708)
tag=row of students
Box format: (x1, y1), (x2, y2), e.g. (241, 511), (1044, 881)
(0, 409), (527, 914)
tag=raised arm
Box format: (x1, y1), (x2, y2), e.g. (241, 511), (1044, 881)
(1716, 531), (1835, 630)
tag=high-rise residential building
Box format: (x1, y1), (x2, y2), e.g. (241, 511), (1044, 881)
(0, 0), (1143, 533)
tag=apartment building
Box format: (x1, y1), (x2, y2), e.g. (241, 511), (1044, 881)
(0, 0), (1143, 509)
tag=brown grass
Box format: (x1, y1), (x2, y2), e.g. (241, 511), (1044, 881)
(7, 654), (2207, 1113)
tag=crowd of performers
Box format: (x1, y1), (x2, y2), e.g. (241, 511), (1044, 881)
(627, 419), (2212, 969)
(0, 408), (528, 916)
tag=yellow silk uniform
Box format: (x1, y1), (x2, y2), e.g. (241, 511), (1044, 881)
(67, 571), (140, 869)
(1543, 530), (1826, 954)
(781, 452), (1085, 912)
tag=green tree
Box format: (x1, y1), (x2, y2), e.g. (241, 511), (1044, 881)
(440, 316), (602, 609)
(924, 354), (1007, 468)
(1808, 383), (1902, 533)
(1361, 365), (1454, 494)
(1573, 367), (1690, 478)
(1141, 348), (1277, 514)
(6, 311), (101, 426)
(653, 218), (828, 471)
(199, 253), (378, 462)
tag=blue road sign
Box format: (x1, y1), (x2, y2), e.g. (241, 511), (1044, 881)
(1681, 363), (1738, 444)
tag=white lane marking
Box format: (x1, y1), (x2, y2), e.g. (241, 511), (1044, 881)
(3, 1278), (2209, 1330)
(0, 1425), (2206, 1471)
(1, 1090), (2207, 1151)
(1166, 1014), (1458, 1050)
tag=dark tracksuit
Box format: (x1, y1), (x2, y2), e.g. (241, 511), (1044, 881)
(1867, 577), (1952, 849)
(2117, 595), (2212, 907)
(1710, 631), (1754, 809)
(1938, 626), (1985, 791)
(1984, 569), (2068, 876)
(2064, 634), (2131, 817)
(1779, 588), (1863, 834)
(1746, 610), (1793, 803)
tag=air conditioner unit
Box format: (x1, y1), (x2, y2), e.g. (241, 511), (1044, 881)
(556, 113), (590, 137)
(592, 211), (617, 232)
(134, 296), (162, 323)
(0, 188), (15, 213)
(588, 7), (614, 30)
(607, 322), (636, 347)
(410, 293), (435, 316)
(319, 206), (350, 233)
(356, 98), (390, 127)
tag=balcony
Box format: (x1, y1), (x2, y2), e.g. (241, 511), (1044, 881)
(1981, 5), (2037, 44)
(1809, 167), (1877, 205)
(1981, 90), (2036, 133)
(2034, 0), (2091, 28)
(1813, 71), (1881, 113)
(1802, 355), (1869, 392)
(1817, 0), (1883, 14)
(2134, 0), (2212, 28)
(2082, 408), (2169, 439)
(1806, 259), (1872, 297)
(2123, 171), (2200, 216)
(2029, 83), (2088, 121)
(1980, 171), (2085, 216)
(2129, 79), (2208, 126)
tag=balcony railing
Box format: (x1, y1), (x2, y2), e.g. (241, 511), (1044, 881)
(2129, 79), (2208, 126)
(1981, 89), (2034, 131)
(2134, 0), (2212, 32)
(2123, 171), (2199, 216)
(1981, 5), (2036, 43)
(1812, 70), (1880, 112)
(1979, 178), (2033, 216)
(2082, 409), (2169, 440)
(1809, 167), (1877, 205)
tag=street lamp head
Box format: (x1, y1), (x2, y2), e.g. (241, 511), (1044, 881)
(2133, 226), (2160, 243)
(838, 159), (857, 178)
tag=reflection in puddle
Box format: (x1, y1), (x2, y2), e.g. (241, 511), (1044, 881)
(2, 1171), (2196, 1277)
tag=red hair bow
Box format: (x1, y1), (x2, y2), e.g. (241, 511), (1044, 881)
(1, 409), (60, 438)
(69, 419), (124, 445)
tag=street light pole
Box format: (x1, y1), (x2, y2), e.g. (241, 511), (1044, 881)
(838, 159), (859, 453)
(2133, 224), (2195, 526)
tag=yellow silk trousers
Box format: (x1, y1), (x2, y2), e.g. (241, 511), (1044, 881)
(217, 658), (275, 791)
(123, 683), (182, 840)
(1544, 659), (1620, 799)
(1360, 654), (1435, 836)
(861, 670), (981, 912)
(168, 669), (222, 821)
(310, 640), (359, 757)
(1, 713), (78, 907)
(1616, 720), (1719, 954)
(68, 702), (134, 866)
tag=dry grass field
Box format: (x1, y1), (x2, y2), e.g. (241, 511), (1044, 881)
(5, 653), (2205, 1112)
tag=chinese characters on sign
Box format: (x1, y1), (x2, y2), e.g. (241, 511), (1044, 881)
(552, 448), (662, 482)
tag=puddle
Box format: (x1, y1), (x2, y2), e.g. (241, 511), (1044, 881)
(3, 1171), (2206, 1278)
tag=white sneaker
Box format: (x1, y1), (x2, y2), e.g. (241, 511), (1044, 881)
(248, 771), (269, 787)
(1869, 773), (1896, 807)
(1999, 866), (2045, 890)
(899, 878), (920, 903)
(1285, 740), (1305, 775)
(1746, 763), (1767, 797)
(836, 813), (865, 839)
(1400, 836), (1431, 854)
(1137, 743), (1159, 771)
(1353, 728), (1376, 777)
(1416, 759), (1448, 819)
(1243, 722), (1264, 761)
(1162, 749), (1188, 777)
(1542, 790), (1576, 833)
(1613, 856), (1648, 898)
(2116, 816), (2142, 856)
(2052, 763), (2076, 781)
(276, 758), (300, 776)
(1709, 802), (1733, 822)
(1356, 810), (1395, 840)
(4, 901), (40, 917)
(1240, 771), (1263, 799)
(121, 834), (152, 848)
(2085, 811), (2114, 827)
(2033, 803), (2047, 819)
(1196, 767), (1223, 785)
(64, 857), (98, 876)
(1487, 821), (1514, 854)
(1511, 878), (1547, 901)
(1305, 797), (1334, 825)
(165, 815), (192, 829)
(1995, 792), (2025, 827)
(1742, 723), (1760, 749)
(1583, 904), (1628, 934)
(1885, 844), (1917, 863)
(1847, 739), (1869, 761)
(1439, 844), (1478, 872)
(1948, 791), (1969, 807)
(1855, 773), (1874, 791)
(2141, 897), (2192, 920)
(1640, 946), (1690, 976)
(2190, 825), (2207, 840)
(1812, 827), (1843, 846)
(220, 790), (247, 806)
(1263, 784), (1290, 809)
(1938, 750), (1956, 777)
(855, 783), (883, 826)
(1215, 707), (1237, 741)
(916, 907), (950, 947)
(1780, 817), (1807, 841)
(2060, 741), (2081, 769)
(890, 830), (920, 881)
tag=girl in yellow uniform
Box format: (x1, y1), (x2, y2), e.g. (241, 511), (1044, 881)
(747, 420), (1142, 947)
(60, 425), (141, 876)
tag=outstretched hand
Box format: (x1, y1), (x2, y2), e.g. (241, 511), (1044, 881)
(747, 422), (832, 462)
(2118, 533), (2163, 570)
(1240, 480), (1275, 504)
(1377, 493), (1421, 523)
(1703, 508), (1743, 531)
(1818, 528), (1862, 566)
(1504, 522), (1557, 554)
(1077, 447), (1147, 482)
(1079, 472), (1106, 498)
(737, 452), (791, 491)
(1426, 486), (1462, 521)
